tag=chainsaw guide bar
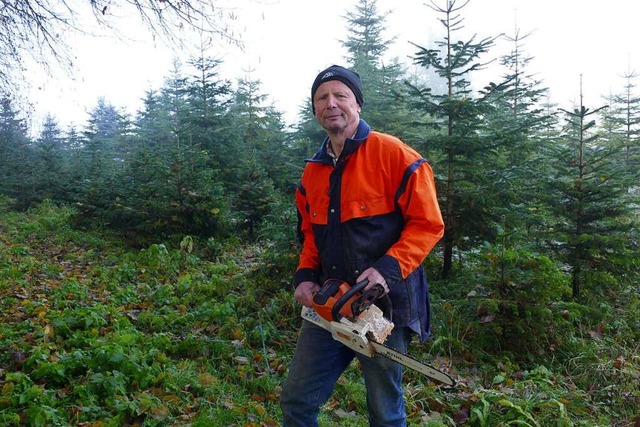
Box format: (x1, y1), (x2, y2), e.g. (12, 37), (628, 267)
(301, 306), (455, 386)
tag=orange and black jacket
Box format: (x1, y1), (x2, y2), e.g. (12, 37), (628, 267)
(295, 120), (444, 342)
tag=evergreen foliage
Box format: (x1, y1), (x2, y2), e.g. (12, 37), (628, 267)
(601, 70), (640, 181)
(0, 1), (638, 425)
(547, 101), (637, 300)
(405, 0), (503, 278)
(0, 98), (32, 207)
(342, 0), (413, 138)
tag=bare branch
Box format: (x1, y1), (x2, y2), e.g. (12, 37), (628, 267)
(0, 0), (243, 97)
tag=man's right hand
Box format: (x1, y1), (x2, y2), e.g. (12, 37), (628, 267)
(294, 281), (321, 307)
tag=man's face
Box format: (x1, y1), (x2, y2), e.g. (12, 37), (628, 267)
(313, 80), (360, 134)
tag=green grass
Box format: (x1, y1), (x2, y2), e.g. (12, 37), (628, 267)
(0, 201), (638, 426)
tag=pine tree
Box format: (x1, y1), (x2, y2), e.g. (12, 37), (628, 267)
(290, 103), (327, 161)
(235, 157), (277, 241)
(0, 97), (33, 207)
(600, 69), (640, 182)
(121, 59), (231, 239)
(122, 89), (176, 234)
(186, 52), (237, 188)
(230, 73), (296, 191)
(406, 0), (500, 278)
(342, 0), (412, 138)
(75, 98), (131, 223)
(546, 81), (635, 300)
(480, 23), (557, 250)
(34, 114), (68, 203)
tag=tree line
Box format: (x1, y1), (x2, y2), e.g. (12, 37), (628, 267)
(1, 0), (638, 312)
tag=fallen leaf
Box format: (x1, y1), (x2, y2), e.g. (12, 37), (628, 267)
(613, 357), (625, 369)
(479, 315), (495, 324)
(234, 356), (249, 365)
(453, 405), (470, 424)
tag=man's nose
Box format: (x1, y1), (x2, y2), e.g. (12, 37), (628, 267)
(326, 94), (338, 107)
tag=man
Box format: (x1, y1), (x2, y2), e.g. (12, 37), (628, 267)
(280, 65), (444, 427)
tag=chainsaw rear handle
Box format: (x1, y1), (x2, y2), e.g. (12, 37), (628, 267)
(331, 279), (372, 321)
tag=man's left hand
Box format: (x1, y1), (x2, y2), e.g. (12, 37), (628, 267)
(356, 267), (389, 294)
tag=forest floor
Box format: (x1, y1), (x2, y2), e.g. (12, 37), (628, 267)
(0, 203), (638, 426)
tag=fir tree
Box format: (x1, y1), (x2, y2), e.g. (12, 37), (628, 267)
(406, 0), (500, 278)
(547, 82), (635, 300)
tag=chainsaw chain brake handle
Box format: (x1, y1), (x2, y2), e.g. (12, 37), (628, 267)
(330, 279), (370, 321)
(351, 283), (386, 319)
(312, 278), (389, 322)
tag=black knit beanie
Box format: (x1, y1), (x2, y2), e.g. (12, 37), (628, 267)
(311, 65), (364, 114)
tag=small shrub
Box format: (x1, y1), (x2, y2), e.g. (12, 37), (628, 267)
(464, 244), (572, 357)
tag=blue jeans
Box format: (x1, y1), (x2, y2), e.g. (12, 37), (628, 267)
(280, 319), (411, 427)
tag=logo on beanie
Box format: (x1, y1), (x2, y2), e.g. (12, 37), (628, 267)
(321, 71), (337, 80)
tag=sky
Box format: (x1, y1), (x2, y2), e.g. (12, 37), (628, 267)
(25, 0), (640, 134)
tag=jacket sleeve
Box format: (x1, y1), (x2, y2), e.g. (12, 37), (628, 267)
(374, 159), (444, 285)
(294, 180), (321, 286)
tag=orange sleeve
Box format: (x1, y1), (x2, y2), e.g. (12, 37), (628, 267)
(388, 160), (444, 278)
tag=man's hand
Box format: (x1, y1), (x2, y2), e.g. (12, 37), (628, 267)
(294, 281), (321, 307)
(357, 267), (389, 294)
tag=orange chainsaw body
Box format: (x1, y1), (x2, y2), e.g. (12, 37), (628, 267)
(312, 279), (359, 322)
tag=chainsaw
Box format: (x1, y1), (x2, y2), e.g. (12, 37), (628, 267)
(301, 278), (455, 386)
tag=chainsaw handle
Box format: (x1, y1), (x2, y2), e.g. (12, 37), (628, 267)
(331, 279), (370, 321)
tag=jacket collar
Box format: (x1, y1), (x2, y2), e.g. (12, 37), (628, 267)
(307, 119), (371, 163)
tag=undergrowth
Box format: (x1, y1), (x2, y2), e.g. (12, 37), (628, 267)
(0, 200), (638, 426)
